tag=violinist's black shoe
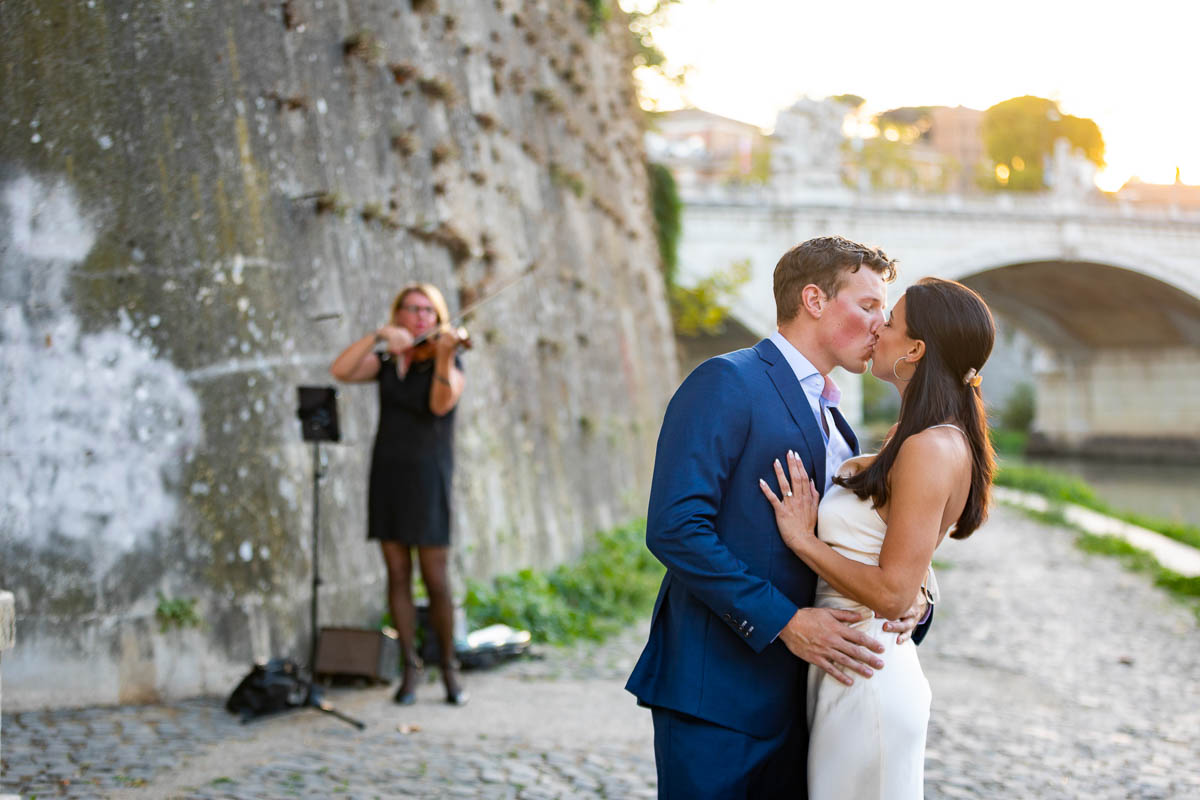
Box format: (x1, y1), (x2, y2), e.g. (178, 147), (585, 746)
(445, 688), (469, 706)
(393, 685), (416, 705)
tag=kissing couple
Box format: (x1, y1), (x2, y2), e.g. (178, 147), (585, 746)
(627, 235), (997, 799)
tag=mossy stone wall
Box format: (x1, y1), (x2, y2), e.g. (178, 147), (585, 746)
(0, 0), (676, 708)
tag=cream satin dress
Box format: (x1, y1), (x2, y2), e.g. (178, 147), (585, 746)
(805, 453), (942, 800)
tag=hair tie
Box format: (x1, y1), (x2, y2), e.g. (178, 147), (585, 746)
(962, 367), (982, 388)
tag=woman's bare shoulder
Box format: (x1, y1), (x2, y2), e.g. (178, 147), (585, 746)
(893, 427), (970, 475)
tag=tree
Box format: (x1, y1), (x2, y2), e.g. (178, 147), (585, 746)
(981, 96), (1105, 191)
(830, 94), (866, 109)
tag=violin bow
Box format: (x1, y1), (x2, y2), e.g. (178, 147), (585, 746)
(409, 247), (545, 347)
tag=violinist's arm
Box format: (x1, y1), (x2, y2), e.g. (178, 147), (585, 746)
(330, 331), (384, 383)
(429, 348), (464, 416)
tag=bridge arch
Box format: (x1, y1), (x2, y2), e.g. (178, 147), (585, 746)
(674, 195), (1200, 456)
(936, 257), (1200, 355)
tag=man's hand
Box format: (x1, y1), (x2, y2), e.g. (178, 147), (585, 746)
(881, 591), (927, 644)
(777, 607), (885, 686)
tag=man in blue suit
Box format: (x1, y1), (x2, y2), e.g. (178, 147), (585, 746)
(626, 236), (931, 798)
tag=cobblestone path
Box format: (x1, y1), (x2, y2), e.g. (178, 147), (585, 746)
(3, 504), (1198, 798)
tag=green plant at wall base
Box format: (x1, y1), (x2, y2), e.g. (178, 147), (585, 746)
(464, 520), (664, 644)
(155, 592), (201, 633)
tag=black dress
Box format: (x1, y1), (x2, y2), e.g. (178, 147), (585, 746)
(367, 353), (460, 546)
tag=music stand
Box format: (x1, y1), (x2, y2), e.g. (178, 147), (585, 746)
(293, 386), (364, 729)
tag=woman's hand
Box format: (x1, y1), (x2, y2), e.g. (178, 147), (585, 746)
(376, 324), (414, 355)
(433, 325), (465, 358)
(759, 450), (820, 554)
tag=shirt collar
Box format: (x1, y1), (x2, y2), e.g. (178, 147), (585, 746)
(769, 331), (840, 407)
(770, 329), (821, 380)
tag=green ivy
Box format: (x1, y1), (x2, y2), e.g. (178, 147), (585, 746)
(154, 592), (201, 634)
(464, 520), (664, 644)
(648, 162), (681, 284)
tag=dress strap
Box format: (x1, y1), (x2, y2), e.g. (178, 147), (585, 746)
(925, 423), (966, 435)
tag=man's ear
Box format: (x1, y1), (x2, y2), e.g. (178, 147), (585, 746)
(800, 284), (827, 318)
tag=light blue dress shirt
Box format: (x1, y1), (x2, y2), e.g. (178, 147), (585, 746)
(768, 331), (855, 492)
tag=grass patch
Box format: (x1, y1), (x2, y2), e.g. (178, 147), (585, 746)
(464, 519), (663, 644)
(994, 464), (1102, 506)
(1076, 532), (1200, 619)
(989, 428), (1028, 457)
(995, 463), (1200, 550)
(1002, 496), (1200, 621)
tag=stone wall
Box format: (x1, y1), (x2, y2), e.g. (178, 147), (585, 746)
(0, 0), (678, 709)
(0, 590), (13, 764)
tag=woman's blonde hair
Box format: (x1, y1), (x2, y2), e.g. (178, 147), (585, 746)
(390, 283), (450, 325)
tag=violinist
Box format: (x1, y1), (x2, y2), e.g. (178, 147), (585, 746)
(330, 282), (469, 706)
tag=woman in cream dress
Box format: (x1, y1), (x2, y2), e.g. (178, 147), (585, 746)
(760, 277), (997, 800)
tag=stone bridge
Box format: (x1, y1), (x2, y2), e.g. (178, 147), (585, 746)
(676, 188), (1200, 459)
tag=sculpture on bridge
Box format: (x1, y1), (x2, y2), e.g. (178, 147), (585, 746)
(770, 97), (849, 196)
(1046, 137), (1099, 200)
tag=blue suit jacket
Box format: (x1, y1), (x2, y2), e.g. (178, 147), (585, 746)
(626, 339), (860, 738)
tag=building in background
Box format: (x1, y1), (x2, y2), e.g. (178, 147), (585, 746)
(928, 106), (986, 194)
(645, 109), (770, 190)
(1117, 171), (1200, 209)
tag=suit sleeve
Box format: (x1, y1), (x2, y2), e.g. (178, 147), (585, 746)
(645, 358), (799, 654)
(911, 606), (933, 646)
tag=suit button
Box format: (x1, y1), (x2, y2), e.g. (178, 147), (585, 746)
(723, 613), (733, 622)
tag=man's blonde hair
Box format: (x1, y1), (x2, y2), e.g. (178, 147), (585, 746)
(773, 236), (897, 324)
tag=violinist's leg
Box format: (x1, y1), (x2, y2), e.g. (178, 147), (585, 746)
(417, 545), (464, 701)
(380, 541), (421, 698)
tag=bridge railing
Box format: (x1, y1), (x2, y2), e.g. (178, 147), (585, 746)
(678, 184), (1200, 225)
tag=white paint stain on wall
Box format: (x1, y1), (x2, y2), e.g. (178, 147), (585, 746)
(1, 174), (202, 559)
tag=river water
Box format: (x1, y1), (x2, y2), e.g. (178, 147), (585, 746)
(1018, 455), (1200, 528)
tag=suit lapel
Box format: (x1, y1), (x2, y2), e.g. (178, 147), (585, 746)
(757, 341), (827, 493)
(829, 405), (859, 455)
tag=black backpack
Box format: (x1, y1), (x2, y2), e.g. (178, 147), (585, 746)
(225, 658), (310, 721)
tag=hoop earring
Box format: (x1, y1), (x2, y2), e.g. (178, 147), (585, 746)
(893, 356), (913, 382)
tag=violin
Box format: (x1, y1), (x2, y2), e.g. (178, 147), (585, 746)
(407, 324), (472, 363)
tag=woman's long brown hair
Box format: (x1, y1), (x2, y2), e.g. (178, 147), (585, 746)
(837, 277), (997, 539)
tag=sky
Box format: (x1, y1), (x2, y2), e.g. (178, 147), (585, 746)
(626, 0), (1200, 191)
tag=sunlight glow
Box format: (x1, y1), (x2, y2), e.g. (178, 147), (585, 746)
(629, 0), (1200, 190)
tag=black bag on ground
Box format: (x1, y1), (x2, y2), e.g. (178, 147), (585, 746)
(225, 658), (310, 721)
